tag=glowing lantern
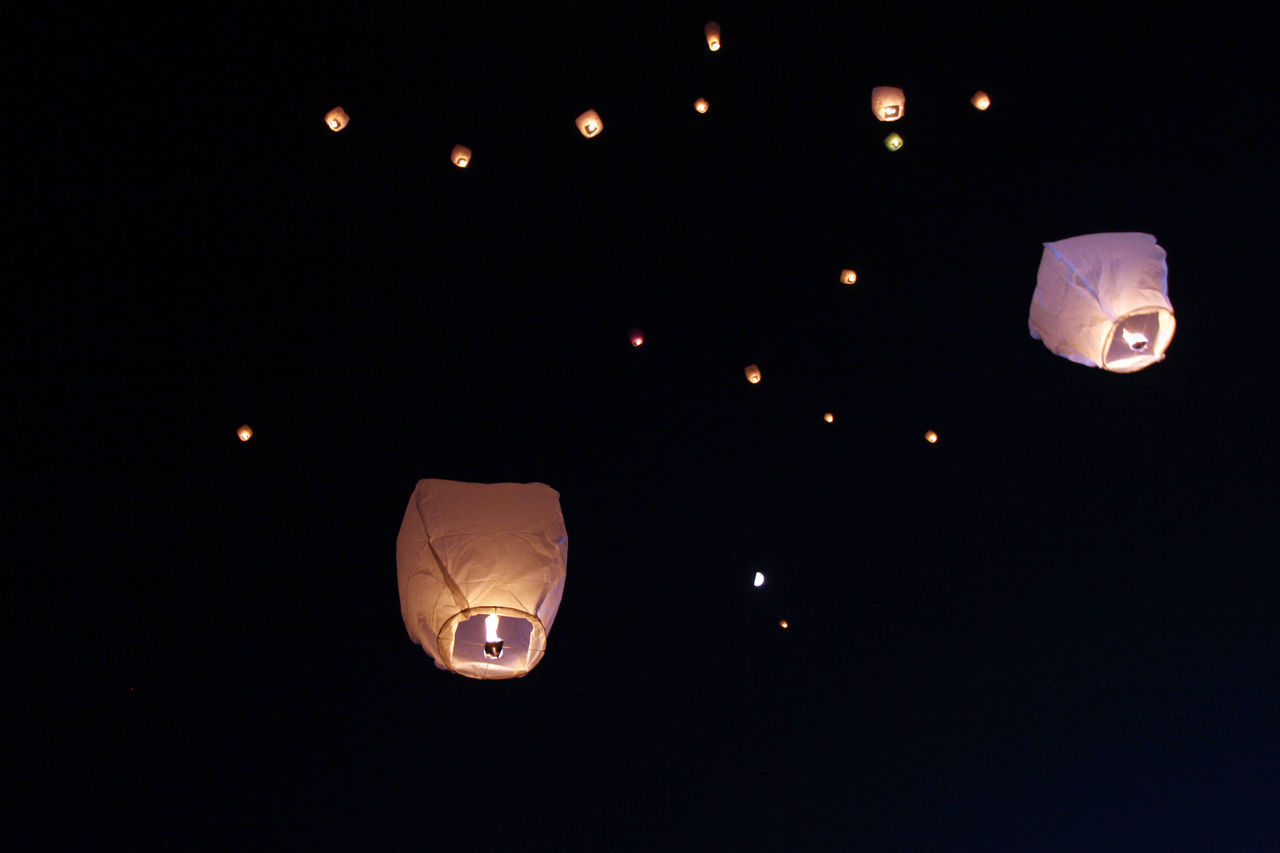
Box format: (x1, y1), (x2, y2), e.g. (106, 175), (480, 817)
(925, 430), (938, 444)
(237, 425), (253, 442)
(871, 87), (905, 121)
(779, 620), (789, 629)
(840, 269), (857, 285)
(694, 98), (710, 114)
(629, 328), (644, 347)
(451, 145), (472, 167)
(824, 413), (835, 423)
(705, 21), (721, 52)
(324, 107), (349, 132)
(971, 90), (991, 110)
(576, 110), (603, 138)
(745, 364), (762, 384)
(396, 479), (568, 679)
(884, 133), (904, 151)
(1029, 233), (1175, 372)
(753, 571), (765, 587)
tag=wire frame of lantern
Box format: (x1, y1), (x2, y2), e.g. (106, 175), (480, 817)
(451, 145), (472, 167)
(971, 91), (991, 111)
(705, 21), (721, 52)
(324, 107), (349, 132)
(871, 87), (905, 121)
(745, 364), (762, 384)
(840, 269), (857, 285)
(884, 133), (904, 151)
(576, 110), (604, 138)
(694, 98), (710, 114)
(237, 425), (253, 442)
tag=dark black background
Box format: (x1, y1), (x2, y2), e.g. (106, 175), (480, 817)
(13, 5), (1277, 849)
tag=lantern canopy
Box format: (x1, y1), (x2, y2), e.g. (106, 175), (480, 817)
(451, 145), (472, 167)
(840, 269), (857, 284)
(971, 90), (991, 110)
(324, 107), (349, 131)
(745, 364), (762, 384)
(884, 132), (904, 151)
(576, 110), (604, 138)
(705, 21), (721, 51)
(629, 328), (644, 347)
(237, 424), (253, 442)
(694, 98), (710, 114)
(396, 479), (568, 680)
(1029, 233), (1175, 372)
(871, 87), (905, 121)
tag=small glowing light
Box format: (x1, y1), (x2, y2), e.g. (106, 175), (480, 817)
(324, 107), (349, 132)
(745, 364), (762, 384)
(576, 110), (604, 138)
(237, 425), (253, 442)
(884, 132), (904, 151)
(483, 613), (504, 660)
(753, 571), (765, 587)
(779, 619), (789, 629)
(451, 145), (472, 168)
(629, 328), (644, 347)
(705, 21), (721, 52)
(840, 269), (857, 285)
(925, 430), (938, 444)
(971, 90), (991, 110)
(694, 98), (709, 114)
(824, 413), (834, 423)
(1122, 328), (1149, 352)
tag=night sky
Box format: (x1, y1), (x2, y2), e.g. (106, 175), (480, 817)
(15, 6), (1278, 849)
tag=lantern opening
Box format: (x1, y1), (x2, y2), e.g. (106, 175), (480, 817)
(1102, 308), (1174, 372)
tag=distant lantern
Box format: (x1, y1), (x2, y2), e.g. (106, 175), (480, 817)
(971, 90), (991, 111)
(871, 87), (905, 121)
(694, 98), (710, 114)
(884, 132), (904, 151)
(576, 110), (603, 138)
(779, 619), (789, 629)
(753, 571), (765, 587)
(1029, 233), (1175, 373)
(824, 413), (835, 423)
(925, 430), (938, 444)
(451, 145), (472, 167)
(629, 328), (645, 347)
(745, 364), (762, 384)
(324, 107), (349, 132)
(237, 424), (253, 442)
(840, 269), (857, 285)
(396, 479), (568, 680)
(705, 21), (721, 52)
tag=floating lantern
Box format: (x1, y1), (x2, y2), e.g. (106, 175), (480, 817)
(840, 269), (857, 285)
(324, 107), (349, 132)
(451, 145), (472, 167)
(1029, 233), (1175, 372)
(237, 425), (253, 442)
(576, 110), (604, 138)
(629, 328), (644, 347)
(745, 364), (762, 384)
(705, 21), (721, 52)
(884, 133), (904, 151)
(824, 413), (835, 423)
(753, 571), (765, 587)
(871, 87), (905, 121)
(971, 91), (991, 111)
(396, 479), (568, 679)
(779, 619), (789, 629)
(925, 430), (938, 444)
(694, 98), (710, 114)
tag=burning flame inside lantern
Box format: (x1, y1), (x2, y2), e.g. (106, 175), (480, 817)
(483, 614), (504, 659)
(841, 269), (857, 284)
(1122, 328), (1149, 352)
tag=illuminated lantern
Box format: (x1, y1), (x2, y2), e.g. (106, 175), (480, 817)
(745, 364), (762, 384)
(753, 571), (765, 587)
(576, 110), (603, 138)
(1029, 233), (1175, 372)
(779, 619), (789, 629)
(840, 269), (857, 285)
(694, 98), (710, 114)
(451, 145), (472, 167)
(396, 479), (568, 679)
(237, 425), (253, 442)
(971, 90), (991, 110)
(884, 133), (904, 151)
(824, 413), (834, 423)
(871, 87), (905, 121)
(324, 107), (349, 132)
(629, 328), (644, 347)
(924, 430), (938, 444)
(705, 21), (721, 52)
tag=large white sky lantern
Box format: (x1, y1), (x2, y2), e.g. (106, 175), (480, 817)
(871, 86), (905, 121)
(396, 479), (568, 679)
(1030, 232), (1175, 373)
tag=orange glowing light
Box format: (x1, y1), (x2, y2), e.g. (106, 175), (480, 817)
(840, 269), (857, 285)
(705, 21), (721, 52)
(451, 145), (472, 167)
(694, 98), (710, 114)
(237, 425), (253, 442)
(971, 91), (991, 110)
(779, 619), (789, 629)
(324, 107), (349, 132)
(824, 413), (834, 423)
(925, 430), (938, 444)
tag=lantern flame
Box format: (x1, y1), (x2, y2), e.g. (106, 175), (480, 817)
(483, 614), (504, 659)
(1122, 328), (1149, 352)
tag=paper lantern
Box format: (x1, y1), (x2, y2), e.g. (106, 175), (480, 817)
(694, 98), (710, 114)
(824, 413), (835, 423)
(840, 269), (857, 285)
(397, 479), (568, 679)
(576, 110), (603, 138)
(451, 145), (472, 167)
(871, 87), (905, 121)
(1029, 233), (1175, 372)
(705, 21), (721, 52)
(925, 430), (938, 444)
(745, 364), (762, 384)
(779, 619), (789, 629)
(753, 571), (765, 587)
(629, 328), (645, 347)
(237, 425), (253, 442)
(971, 91), (991, 111)
(884, 133), (904, 151)
(324, 107), (349, 132)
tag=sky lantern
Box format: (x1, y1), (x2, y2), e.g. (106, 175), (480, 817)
(840, 269), (857, 285)
(1029, 233), (1175, 372)
(779, 619), (789, 629)
(576, 110), (603, 138)
(971, 90), (991, 110)
(925, 430), (938, 444)
(745, 364), (762, 384)
(629, 328), (644, 347)
(753, 571), (765, 587)
(884, 132), (904, 151)
(237, 424), (253, 442)
(705, 21), (721, 51)
(694, 98), (710, 114)
(324, 107), (349, 132)
(396, 479), (568, 679)
(824, 413), (835, 423)
(871, 87), (905, 121)
(451, 145), (472, 167)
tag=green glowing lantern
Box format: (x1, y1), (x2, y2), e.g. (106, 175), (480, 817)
(884, 132), (903, 151)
